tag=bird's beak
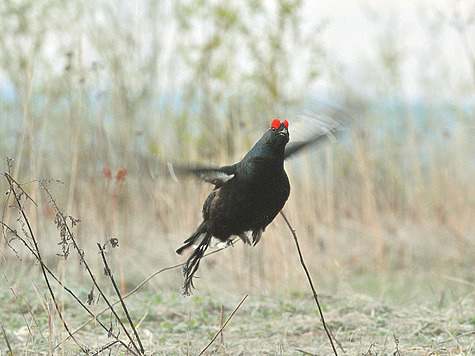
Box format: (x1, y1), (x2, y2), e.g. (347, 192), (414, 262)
(278, 127), (288, 136)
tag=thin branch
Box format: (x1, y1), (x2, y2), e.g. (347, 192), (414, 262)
(198, 294), (248, 356)
(98, 242), (144, 354)
(219, 305), (225, 356)
(295, 349), (318, 356)
(2, 260), (44, 341)
(2, 173), (38, 206)
(1, 213), (131, 353)
(439, 331), (475, 345)
(40, 183), (142, 355)
(57, 244), (230, 346)
(0, 321), (13, 356)
(91, 340), (122, 356)
(9, 287), (33, 338)
(2, 177), (138, 355)
(280, 211), (341, 355)
(5, 173), (86, 353)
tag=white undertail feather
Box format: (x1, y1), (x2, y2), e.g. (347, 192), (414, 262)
(192, 234), (248, 250)
(191, 233), (207, 249)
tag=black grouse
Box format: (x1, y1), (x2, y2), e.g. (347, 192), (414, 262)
(176, 117), (340, 295)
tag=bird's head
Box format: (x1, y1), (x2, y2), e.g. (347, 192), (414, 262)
(264, 119), (290, 148)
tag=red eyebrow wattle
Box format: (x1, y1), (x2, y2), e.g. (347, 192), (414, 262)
(271, 119), (281, 129)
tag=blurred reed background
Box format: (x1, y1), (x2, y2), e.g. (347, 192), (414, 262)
(0, 0), (473, 301)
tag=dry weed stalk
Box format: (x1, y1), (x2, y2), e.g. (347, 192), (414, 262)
(103, 167), (128, 295)
(64, 246), (230, 341)
(199, 294), (248, 355)
(1, 216), (132, 352)
(41, 182), (143, 355)
(2, 260), (45, 342)
(1, 171), (142, 355)
(97, 241), (144, 353)
(219, 305), (226, 356)
(91, 340), (122, 356)
(4, 173), (86, 352)
(280, 211), (341, 356)
(295, 349), (318, 356)
(0, 321), (14, 356)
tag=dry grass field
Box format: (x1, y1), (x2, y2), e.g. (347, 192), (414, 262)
(1, 135), (473, 354)
(1, 0), (474, 355)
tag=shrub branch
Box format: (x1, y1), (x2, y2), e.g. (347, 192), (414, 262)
(40, 183), (143, 355)
(61, 246), (230, 343)
(4, 173), (86, 353)
(97, 242), (144, 354)
(2, 173), (140, 355)
(280, 211), (341, 355)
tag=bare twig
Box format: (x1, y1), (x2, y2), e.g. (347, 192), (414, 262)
(91, 340), (122, 356)
(280, 211), (341, 355)
(98, 242), (145, 354)
(2, 176), (139, 355)
(219, 305), (225, 356)
(2, 261), (44, 341)
(4, 173), (86, 353)
(9, 287), (33, 338)
(439, 331), (475, 345)
(40, 183), (142, 355)
(0, 221), (132, 350)
(295, 348), (318, 356)
(0, 321), (13, 356)
(1, 200), (136, 354)
(198, 294), (248, 356)
(2, 173), (38, 206)
(62, 246), (230, 343)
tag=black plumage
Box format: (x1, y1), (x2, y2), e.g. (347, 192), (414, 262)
(177, 117), (341, 295)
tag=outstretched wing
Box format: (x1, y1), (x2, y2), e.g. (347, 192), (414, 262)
(163, 110), (346, 183)
(172, 164), (237, 187)
(189, 164), (237, 186)
(284, 112), (344, 160)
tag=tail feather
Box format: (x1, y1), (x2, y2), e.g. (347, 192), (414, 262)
(176, 222), (207, 255)
(181, 233), (212, 296)
(252, 229), (263, 245)
(176, 238), (195, 255)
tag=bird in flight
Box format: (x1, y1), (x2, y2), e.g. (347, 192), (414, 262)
(176, 115), (342, 295)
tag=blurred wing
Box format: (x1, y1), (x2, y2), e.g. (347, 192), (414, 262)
(284, 112), (344, 160)
(170, 164), (237, 187)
